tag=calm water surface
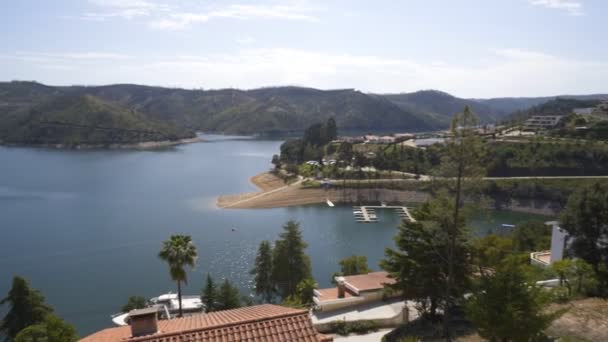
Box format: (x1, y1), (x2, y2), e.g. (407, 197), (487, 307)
(0, 135), (548, 335)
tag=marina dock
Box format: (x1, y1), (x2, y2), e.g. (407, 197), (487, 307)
(352, 205), (415, 223)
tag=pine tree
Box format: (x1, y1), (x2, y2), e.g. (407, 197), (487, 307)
(466, 257), (563, 341)
(435, 106), (485, 339)
(217, 280), (241, 311)
(201, 274), (218, 312)
(0, 276), (53, 339)
(250, 240), (275, 303)
(14, 314), (78, 342)
(560, 182), (608, 294)
(381, 198), (470, 317)
(271, 221), (312, 298)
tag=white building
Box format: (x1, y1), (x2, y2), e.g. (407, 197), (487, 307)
(524, 115), (564, 131)
(530, 221), (569, 268)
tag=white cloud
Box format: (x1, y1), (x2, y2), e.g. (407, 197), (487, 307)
(236, 36), (256, 45)
(8, 51), (133, 62)
(149, 3), (320, 30)
(529, 0), (584, 16)
(83, 0), (169, 20)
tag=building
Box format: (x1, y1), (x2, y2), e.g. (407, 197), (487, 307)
(80, 304), (332, 342)
(573, 107), (594, 115)
(530, 221), (569, 268)
(523, 115), (564, 130)
(313, 271), (398, 312)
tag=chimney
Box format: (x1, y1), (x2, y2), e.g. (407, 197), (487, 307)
(128, 307), (159, 337)
(335, 276), (346, 298)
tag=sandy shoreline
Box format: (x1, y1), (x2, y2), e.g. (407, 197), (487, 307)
(217, 172), (429, 209)
(217, 172), (560, 215)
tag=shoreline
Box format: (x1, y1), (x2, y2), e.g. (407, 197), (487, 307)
(217, 172), (560, 216)
(0, 136), (203, 150)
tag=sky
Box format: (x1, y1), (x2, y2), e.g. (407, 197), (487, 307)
(0, 0), (607, 98)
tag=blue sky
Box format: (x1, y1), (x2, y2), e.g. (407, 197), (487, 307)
(0, 0), (606, 97)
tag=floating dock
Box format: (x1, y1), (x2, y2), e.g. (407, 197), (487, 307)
(352, 205), (415, 223)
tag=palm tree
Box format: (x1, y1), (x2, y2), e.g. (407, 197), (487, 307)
(158, 235), (198, 317)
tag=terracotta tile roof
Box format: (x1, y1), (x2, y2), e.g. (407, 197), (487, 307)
(343, 271), (395, 293)
(80, 304), (332, 342)
(314, 287), (356, 302)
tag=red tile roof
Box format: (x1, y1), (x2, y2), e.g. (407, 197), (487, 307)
(80, 304), (332, 342)
(343, 271), (395, 293)
(314, 287), (356, 302)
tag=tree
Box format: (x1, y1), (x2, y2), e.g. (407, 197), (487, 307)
(466, 257), (562, 342)
(560, 182), (608, 295)
(158, 235), (198, 317)
(201, 274), (218, 312)
(283, 278), (317, 308)
(381, 198), (470, 318)
(216, 280), (241, 311)
(325, 118), (338, 142)
(121, 296), (147, 313)
(339, 255), (371, 276)
(271, 221), (312, 298)
(1, 276), (53, 340)
(471, 234), (514, 272)
(511, 221), (551, 253)
(332, 255), (371, 283)
(435, 106), (485, 339)
(250, 240), (275, 303)
(14, 314), (77, 342)
(551, 258), (596, 297)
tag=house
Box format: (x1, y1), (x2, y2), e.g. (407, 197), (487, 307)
(523, 115), (564, 130)
(80, 304), (332, 342)
(313, 271), (398, 312)
(530, 221), (568, 268)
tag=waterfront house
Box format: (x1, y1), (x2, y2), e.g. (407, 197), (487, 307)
(80, 304), (331, 342)
(530, 221), (568, 268)
(313, 271), (398, 312)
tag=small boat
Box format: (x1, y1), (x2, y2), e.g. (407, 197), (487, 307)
(111, 292), (204, 326)
(326, 199), (335, 207)
(501, 224), (516, 228)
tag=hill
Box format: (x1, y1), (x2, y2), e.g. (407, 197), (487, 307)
(0, 83), (442, 142)
(382, 90), (506, 125)
(2, 81), (608, 145)
(0, 93), (195, 146)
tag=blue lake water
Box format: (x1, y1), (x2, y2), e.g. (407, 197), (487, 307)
(0, 135), (548, 336)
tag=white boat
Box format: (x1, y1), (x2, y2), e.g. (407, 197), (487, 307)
(326, 199), (335, 207)
(111, 292), (204, 326)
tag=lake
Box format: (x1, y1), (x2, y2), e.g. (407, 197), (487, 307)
(0, 135), (548, 336)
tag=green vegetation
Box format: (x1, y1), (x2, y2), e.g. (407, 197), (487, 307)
(248, 221), (315, 305)
(158, 235), (198, 317)
(329, 320), (379, 336)
(121, 296), (147, 313)
(271, 221), (312, 299)
(1, 276), (77, 341)
(14, 314), (77, 342)
(201, 274), (218, 312)
(250, 240), (275, 303)
(331, 255), (371, 283)
(216, 279), (242, 311)
(551, 259), (596, 298)
(279, 118), (338, 164)
(0, 94), (194, 146)
(466, 257), (563, 342)
(0, 82), (442, 143)
(560, 182), (608, 296)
